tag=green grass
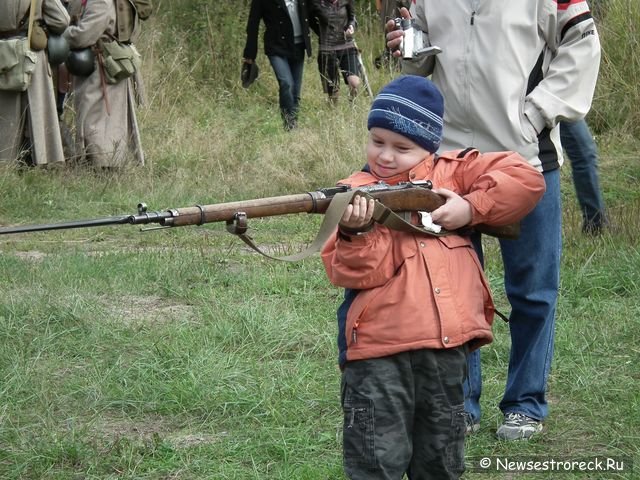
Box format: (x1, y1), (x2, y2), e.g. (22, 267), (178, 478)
(1, 1), (639, 478)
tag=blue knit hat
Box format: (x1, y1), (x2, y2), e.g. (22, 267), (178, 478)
(367, 75), (444, 153)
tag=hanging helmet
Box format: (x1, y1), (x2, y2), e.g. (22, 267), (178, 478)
(47, 35), (70, 66)
(65, 48), (96, 76)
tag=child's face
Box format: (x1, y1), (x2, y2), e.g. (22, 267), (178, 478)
(366, 128), (430, 179)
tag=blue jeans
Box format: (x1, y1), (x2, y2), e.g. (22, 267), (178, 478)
(464, 233), (484, 424)
(268, 45), (305, 129)
(560, 119), (607, 230)
(465, 168), (561, 423)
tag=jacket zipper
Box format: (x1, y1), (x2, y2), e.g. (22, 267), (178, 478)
(351, 303), (369, 344)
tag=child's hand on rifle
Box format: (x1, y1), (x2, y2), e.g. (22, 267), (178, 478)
(339, 195), (375, 232)
(430, 188), (473, 230)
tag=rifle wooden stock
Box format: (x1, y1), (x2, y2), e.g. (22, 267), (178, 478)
(0, 184), (519, 239)
(162, 188), (446, 226)
(160, 187), (518, 239)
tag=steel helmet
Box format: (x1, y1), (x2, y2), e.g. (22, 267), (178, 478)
(47, 35), (70, 66)
(65, 48), (96, 76)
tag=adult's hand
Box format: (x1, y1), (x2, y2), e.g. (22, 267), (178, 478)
(344, 24), (355, 38)
(385, 7), (411, 57)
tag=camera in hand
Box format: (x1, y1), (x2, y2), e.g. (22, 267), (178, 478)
(395, 18), (442, 60)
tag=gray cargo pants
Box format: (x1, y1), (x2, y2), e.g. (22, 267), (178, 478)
(341, 347), (467, 480)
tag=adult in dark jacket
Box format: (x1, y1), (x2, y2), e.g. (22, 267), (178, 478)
(308, 0), (360, 103)
(243, 0), (312, 130)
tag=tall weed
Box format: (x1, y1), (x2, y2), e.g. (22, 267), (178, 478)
(590, 0), (640, 137)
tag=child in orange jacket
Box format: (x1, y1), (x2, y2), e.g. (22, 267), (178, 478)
(321, 75), (545, 479)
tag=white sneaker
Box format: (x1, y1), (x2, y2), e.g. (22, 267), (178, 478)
(496, 412), (543, 440)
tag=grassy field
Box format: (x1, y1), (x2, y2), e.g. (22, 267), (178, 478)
(1, 1), (639, 479)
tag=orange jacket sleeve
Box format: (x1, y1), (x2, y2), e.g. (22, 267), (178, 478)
(322, 225), (400, 290)
(455, 150), (546, 227)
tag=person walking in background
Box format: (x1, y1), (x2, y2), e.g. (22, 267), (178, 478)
(308, 0), (360, 103)
(386, 0), (600, 440)
(63, 0), (150, 169)
(243, 0), (313, 131)
(560, 119), (608, 235)
(322, 75), (544, 479)
(0, 0), (70, 167)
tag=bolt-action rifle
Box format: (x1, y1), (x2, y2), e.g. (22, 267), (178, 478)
(0, 181), (519, 260)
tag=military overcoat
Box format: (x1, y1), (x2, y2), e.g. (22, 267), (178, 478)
(63, 0), (144, 167)
(0, 0), (69, 166)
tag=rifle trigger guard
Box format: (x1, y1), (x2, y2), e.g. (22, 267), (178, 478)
(226, 212), (248, 235)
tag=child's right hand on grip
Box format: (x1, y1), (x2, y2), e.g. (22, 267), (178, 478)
(339, 195), (376, 232)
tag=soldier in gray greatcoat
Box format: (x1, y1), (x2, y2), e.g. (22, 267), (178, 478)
(63, 0), (145, 168)
(0, 0), (70, 166)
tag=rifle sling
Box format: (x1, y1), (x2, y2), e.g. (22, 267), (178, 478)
(27, 0), (36, 47)
(228, 190), (451, 262)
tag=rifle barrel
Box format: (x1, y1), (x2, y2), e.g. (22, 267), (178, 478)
(0, 215), (132, 235)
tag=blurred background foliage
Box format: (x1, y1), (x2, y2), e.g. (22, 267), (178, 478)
(146, 0), (639, 138)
